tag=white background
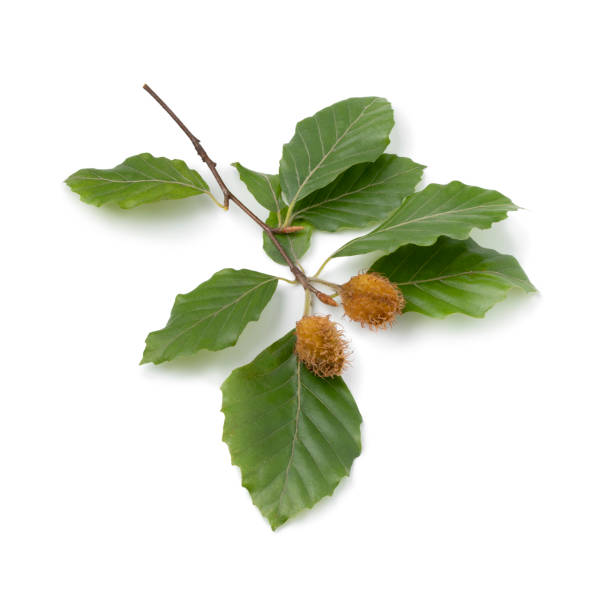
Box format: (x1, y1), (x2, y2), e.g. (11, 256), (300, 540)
(1, 1), (611, 610)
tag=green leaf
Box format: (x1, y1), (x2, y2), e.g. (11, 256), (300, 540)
(333, 181), (518, 258)
(262, 210), (313, 266)
(65, 153), (210, 209)
(221, 330), (362, 530)
(232, 162), (283, 213)
(370, 237), (536, 318)
(288, 154), (425, 231)
(280, 97), (394, 205)
(141, 269), (278, 365)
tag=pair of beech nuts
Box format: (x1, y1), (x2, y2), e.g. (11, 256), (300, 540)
(295, 273), (404, 377)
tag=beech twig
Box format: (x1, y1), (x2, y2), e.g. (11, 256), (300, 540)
(143, 84), (334, 303)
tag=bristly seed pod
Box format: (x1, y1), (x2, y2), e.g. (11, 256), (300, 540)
(295, 315), (349, 377)
(340, 272), (405, 330)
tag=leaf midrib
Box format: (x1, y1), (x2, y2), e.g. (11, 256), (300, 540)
(293, 168), (417, 218)
(381, 202), (511, 233)
(72, 175), (206, 191)
(396, 270), (522, 286)
(156, 277), (276, 357)
(278, 361), (302, 509)
(288, 99), (378, 205)
(263, 174), (283, 216)
(336, 202), (513, 255)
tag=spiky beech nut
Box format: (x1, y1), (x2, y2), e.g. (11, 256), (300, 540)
(340, 272), (405, 329)
(295, 315), (349, 377)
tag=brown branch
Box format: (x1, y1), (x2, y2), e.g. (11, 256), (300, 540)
(143, 83), (328, 299)
(143, 84), (231, 209)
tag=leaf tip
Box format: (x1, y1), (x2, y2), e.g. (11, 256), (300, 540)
(267, 515), (287, 531)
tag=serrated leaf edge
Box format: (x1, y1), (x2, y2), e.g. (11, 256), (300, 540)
(221, 331), (362, 530)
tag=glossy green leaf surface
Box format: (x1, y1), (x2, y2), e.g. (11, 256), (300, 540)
(222, 331), (362, 530)
(371, 237), (535, 318)
(289, 154), (425, 231)
(141, 269), (278, 365)
(280, 97), (394, 205)
(232, 162), (283, 213)
(333, 181), (518, 258)
(262, 210), (313, 266)
(65, 153), (210, 209)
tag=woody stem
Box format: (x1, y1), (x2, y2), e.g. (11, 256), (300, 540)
(143, 84), (318, 295)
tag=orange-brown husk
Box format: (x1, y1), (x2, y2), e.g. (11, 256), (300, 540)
(295, 315), (349, 377)
(340, 272), (405, 329)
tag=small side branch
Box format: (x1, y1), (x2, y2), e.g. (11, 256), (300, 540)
(271, 225), (305, 234)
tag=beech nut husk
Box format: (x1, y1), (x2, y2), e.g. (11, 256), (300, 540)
(295, 315), (349, 377)
(340, 272), (405, 329)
